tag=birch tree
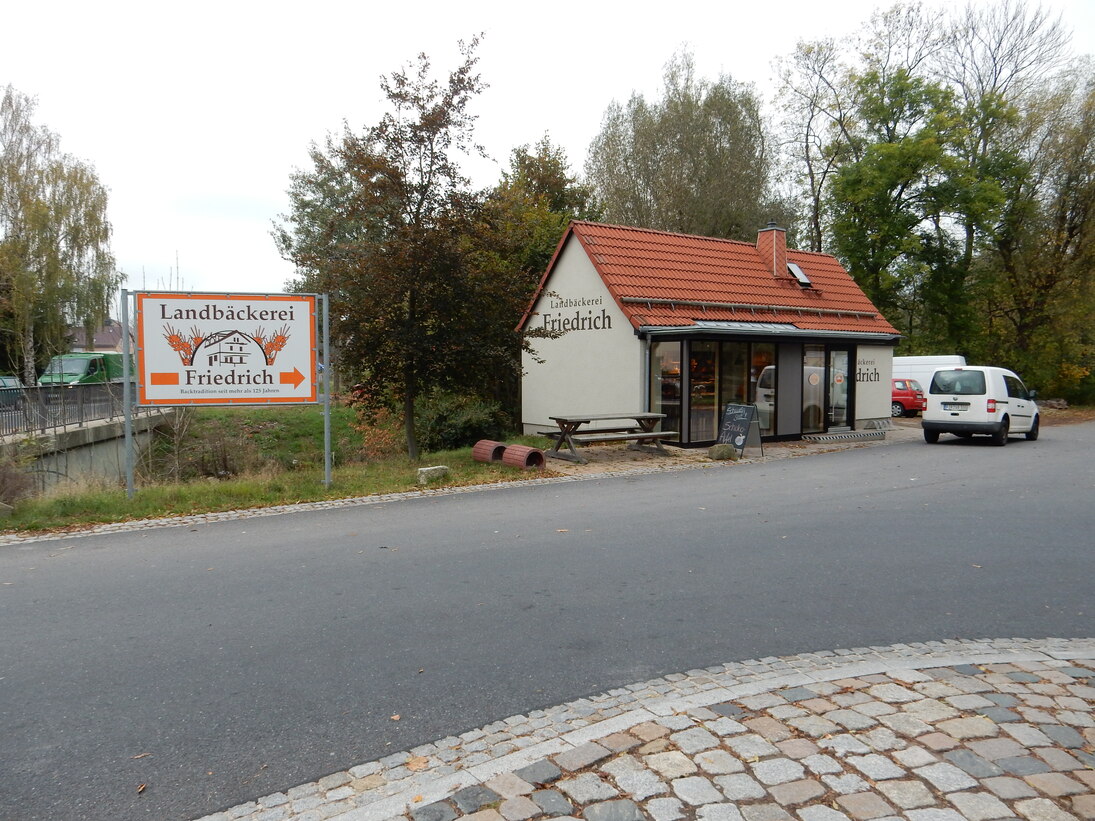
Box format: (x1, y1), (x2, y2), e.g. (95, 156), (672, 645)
(0, 85), (118, 383)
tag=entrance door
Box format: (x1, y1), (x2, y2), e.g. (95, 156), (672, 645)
(802, 345), (825, 434)
(828, 348), (850, 430)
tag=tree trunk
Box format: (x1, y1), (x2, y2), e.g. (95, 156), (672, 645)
(403, 370), (418, 461)
(21, 314), (37, 386)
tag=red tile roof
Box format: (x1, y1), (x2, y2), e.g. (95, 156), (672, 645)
(522, 221), (898, 337)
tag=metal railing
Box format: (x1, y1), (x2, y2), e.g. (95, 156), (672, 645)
(0, 382), (152, 438)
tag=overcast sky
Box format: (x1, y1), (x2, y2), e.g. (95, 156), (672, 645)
(3, 0), (1092, 302)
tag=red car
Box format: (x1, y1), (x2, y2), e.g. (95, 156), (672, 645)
(892, 378), (927, 417)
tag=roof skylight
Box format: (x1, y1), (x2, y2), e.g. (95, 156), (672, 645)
(787, 262), (812, 287)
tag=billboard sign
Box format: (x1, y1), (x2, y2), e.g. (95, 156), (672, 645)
(135, 292), (318, 405)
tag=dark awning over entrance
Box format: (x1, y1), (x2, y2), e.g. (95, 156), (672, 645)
(639, 321), (899, 344)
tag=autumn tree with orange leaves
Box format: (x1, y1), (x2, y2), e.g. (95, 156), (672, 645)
(276, 37), (542, 459)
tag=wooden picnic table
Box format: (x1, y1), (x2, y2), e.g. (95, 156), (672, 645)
(545, 412), (677, 464)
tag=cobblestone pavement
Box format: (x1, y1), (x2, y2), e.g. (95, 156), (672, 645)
(195, 638), (1095, 821)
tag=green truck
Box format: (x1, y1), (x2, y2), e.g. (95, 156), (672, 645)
(38, 352), (127, 386)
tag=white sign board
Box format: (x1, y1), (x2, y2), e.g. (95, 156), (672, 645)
(135, 292), (318, 405)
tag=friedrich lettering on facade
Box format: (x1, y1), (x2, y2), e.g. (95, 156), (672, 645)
(856, 367), (881, 382)
(540, 308), (612, 333)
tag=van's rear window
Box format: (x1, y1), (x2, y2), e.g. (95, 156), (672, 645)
(930, 370), (986, 395)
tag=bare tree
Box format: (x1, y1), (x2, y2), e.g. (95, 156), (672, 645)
(940, 0), (1070, 106)
(776, 39), (856, 251)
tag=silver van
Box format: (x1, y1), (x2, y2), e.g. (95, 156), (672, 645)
(922, 366), (1038, 445)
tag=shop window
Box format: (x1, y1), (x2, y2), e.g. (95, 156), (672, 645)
(689, 341), (718, 441)
(650, 341), (681, 440)
(719, 343), (748, 408)
(751, 343), (776, 435)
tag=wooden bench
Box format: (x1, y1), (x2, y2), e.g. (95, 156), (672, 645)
(570, 431), (678, 445)
(543, 426), (637, 442)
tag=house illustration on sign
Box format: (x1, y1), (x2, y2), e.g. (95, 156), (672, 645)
(201, 330), (255, 367)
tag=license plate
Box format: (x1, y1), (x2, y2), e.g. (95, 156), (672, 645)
(943, 403), (964, 411)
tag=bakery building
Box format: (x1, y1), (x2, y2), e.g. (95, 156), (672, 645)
(518, 221), (900, 443)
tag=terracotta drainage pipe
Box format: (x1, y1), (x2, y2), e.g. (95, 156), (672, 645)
(501, 444), (545, 470)
(472, 439), (507, 463)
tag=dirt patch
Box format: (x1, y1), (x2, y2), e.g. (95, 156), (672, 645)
(539, 442), (717, 477)
(1038, 405), (1095, 425)
(538, 427), (918, 477)
(535, 408), (1093, 477)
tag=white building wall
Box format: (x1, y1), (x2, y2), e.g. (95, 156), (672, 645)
(855, 345), (893, 425)
(521, 238), (642, 433)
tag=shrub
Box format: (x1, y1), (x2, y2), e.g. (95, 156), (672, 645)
(415, 391), (509, 452)
(0, 456), (35, 506)
(344, 387), (405, 460)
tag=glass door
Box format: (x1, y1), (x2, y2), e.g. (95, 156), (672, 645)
(650, 341), (681, 440)
(688, 341), (718, 442)
(802, 345), (825, 434)
(828, 348), (850, 430)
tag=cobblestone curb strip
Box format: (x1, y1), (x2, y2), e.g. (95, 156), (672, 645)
(195, 637), (1095, 821)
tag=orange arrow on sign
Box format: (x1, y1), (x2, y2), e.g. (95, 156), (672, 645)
(151, 373), (180, 385)
(280, 367), (305, 388)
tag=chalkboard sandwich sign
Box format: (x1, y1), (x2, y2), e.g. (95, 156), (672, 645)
(717, 403), (763, 457)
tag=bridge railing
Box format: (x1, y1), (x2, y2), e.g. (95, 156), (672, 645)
(0, 382), (155, 438)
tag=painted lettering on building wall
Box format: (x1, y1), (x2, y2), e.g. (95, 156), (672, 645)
(540, 295), (612, 333)
(855, 356), (880, 383)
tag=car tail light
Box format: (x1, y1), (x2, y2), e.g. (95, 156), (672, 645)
(987, 398), (997, 413)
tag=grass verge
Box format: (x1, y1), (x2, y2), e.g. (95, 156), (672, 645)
(2, 404), (556, 534)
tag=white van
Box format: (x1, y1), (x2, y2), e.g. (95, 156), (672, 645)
(921, 366), (1039, 445)
(892, 355), (966, 388)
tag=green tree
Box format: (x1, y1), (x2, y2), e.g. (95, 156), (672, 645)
(925, 0), (1070, 353)
(973, 70), (1095, 395)
(0, 85), (118, 383)
(586, 51), (786, 240)
(477, 136), (597, 285)
(779, 1), (1073, 356)
(464, 136), (596, 417)
(829, 64), (960, 320)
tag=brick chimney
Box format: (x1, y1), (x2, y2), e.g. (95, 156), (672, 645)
(756, 222), (787, 278)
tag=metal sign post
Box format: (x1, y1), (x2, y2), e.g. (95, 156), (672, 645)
(121, 289), (135, 498)
(322, 294), (331, 488)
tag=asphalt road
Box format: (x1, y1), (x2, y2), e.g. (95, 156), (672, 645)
(2, 422), (1093, 820)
